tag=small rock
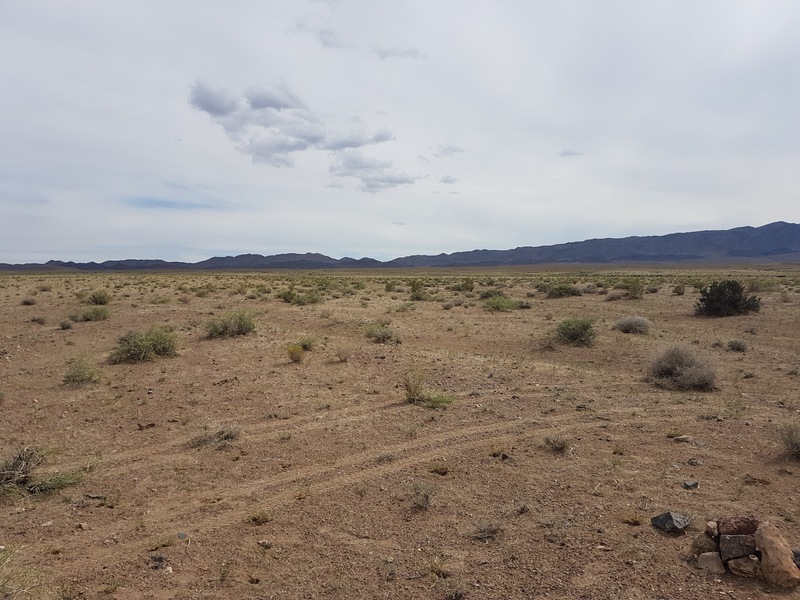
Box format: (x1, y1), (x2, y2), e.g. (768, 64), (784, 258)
(687, 457), (702, 466)
(706, 520), (719, 539)
(692, 532), (719, 556)
(720, 534), (757, 562)
(257, 540), (272, 549)
(673, 435), (694, 444)
(755, 522), (800, 589)
(718, 514), (759, 536)
(697, 552), (726, 575)
(683, 480), (699, 490)
(728, 555), (761, 579)
(77, 522), (89, 530)
(794, 548), (800, 570)
(651, 511), (690, 534)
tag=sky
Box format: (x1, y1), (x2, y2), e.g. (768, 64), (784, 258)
(1, 1), (799, 263)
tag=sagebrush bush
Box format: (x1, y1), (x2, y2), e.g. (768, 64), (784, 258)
(109, 326), (178, 363)
(546, 284), (582, 298)
(647, 346), (715, 391)
(778, 423), (800, 460)
(70, 306), (109, 322)
(204, 311), (255, 338)
(695, 280), (761, 317)
(63, 357), (102, 385)
(484, 296), (522, 311)
(613, 315), (651, 334)
(87, 289), (112, 305)
(365, 324), (396, 344)
(555, 318), (595, 346)
(727, 339), (747, 352)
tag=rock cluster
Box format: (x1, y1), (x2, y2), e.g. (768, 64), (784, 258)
(691, 515), (800, 589)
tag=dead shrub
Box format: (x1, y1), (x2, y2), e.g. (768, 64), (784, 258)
(647, 346), (715, 391)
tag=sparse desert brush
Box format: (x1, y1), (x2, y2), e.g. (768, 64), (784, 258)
(63, 357), (102, 385)
(409, 481), (435, 510)
(554, 318), (595, 346)
(286, 343), (305, 363)
(613, 315), (651, 334)
(470, 522), (503, 541)
(248, 510), (272, 525)
(297, 335), (317, 351)
(727, 339), (747, 352)
(777, 423), (800, 460)
(278, 289), (321, 305)
(543, 435), (571, 454)
(87, 289), (112, 305)
(604, 290), (626, 301)
(187, 426), (240, 450)
(20, 298), (36, 306)
(546, 283), (582, 298)
(402, 371), (453, 409)
(29, 316), (46, 325)
(109, 326), (178, 363)
(59, 320), (72, 330)
(0, 447), (86, 497)
(672, 284), (686, 296)
(484, 295), (522, 311)
(70, 306), (109, 322)
(365, 323), (396, 344)
(336, 347), (352, 363)
(647, 346), (715, 391)
(695, 280), (761, 317)
(204, 311), (255, 338)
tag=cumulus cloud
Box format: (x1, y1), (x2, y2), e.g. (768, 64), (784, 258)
(189, 81), (239, 117)
(439, 175), (458, 184)
(329, 150), (418, 192)
(190, 80), (396, 172)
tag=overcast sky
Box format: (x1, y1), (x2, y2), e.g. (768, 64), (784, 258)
(1, 1), (798, 263)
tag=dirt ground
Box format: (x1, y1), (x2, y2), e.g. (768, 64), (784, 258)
(1, 267), (799, 600)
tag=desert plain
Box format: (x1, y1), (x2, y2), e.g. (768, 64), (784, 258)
(1, 266), (799, 599)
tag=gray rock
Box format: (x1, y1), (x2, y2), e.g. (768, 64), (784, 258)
(651, 511), (690, 534)
(683, 480), (699, 490)
(728, 555), (761, 579)
(719, 534), (756, 562)
(692, 532), (719, 556)
(697, 552), (726, 575)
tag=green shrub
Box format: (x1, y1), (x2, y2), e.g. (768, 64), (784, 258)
(402, 372), (453, 409)
(409, 279), (427, 301)
(647, 346), (715, 391)
(63, 357), (102, 385)
(87, 289), (112, 305)
(70, 306), (109, 322)
(278, 289), (321, 305)
(484, 296), (521, 311)
(286, 343), (305, 363)
(297, 335), (317, 351)
(109, 326), (178, 363)
(555, 318), (595, 346)
(365, 324), (396, 344)
(613, 315), (651, 334)
(546, 284), (582, 298)
(695, 280), (761, 317)
(479, 288), (507, 299)
(204, 311), (255, 338)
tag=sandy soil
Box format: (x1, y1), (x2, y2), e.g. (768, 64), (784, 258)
(1, 267), (799, 599)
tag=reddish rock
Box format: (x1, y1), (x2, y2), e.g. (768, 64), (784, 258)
(718, 514), (759, 536)
(720, 534), (757, 562)
(755, 522), (800, 589)
(728, 555), (761, 579)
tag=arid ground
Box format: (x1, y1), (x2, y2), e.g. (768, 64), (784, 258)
(1, 267), (799, 599)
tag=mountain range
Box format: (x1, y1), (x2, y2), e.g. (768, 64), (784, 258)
(3, 221), (799, 271)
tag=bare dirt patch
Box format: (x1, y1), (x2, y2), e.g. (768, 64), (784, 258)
(1, 268), (799, 599)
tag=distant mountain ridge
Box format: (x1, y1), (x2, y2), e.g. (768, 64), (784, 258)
(3, 221), (799, 271)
